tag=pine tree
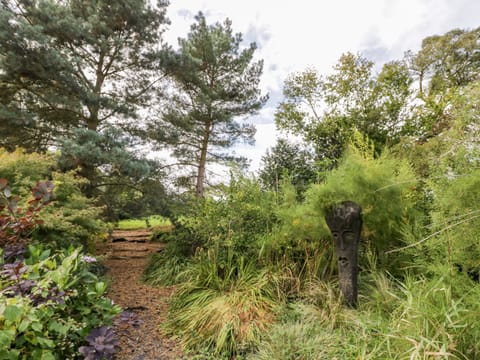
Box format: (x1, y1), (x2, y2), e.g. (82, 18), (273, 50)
(156, 12), (267, 197)
(0, 0), (169, 195)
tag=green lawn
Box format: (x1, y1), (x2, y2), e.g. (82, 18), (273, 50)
(116, 215), (171, 230)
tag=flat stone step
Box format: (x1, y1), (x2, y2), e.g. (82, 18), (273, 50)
(113, 248), (150, 253)
(111, 230), (152, 243)
(109, 255), (150, 260)
(112, 238), (147, 243)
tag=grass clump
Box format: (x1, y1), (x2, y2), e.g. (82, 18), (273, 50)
(143, 252), (188, 286)
(164, 256), (279, 357)
(253, 272), (480, 360)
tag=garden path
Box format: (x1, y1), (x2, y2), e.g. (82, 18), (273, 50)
(98, 228), (187, 360)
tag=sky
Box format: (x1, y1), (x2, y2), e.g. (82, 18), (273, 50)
(161, 0), (480, 173)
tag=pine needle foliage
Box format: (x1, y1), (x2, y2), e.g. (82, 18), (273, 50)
(305, 146), (419, 270)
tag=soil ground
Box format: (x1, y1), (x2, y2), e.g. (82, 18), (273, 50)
(98, 228), (187, 360)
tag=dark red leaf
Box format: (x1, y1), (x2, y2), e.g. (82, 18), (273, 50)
(0, 178), (7, 190)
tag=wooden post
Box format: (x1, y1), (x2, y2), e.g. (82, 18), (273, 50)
(326, 201), (362, 308)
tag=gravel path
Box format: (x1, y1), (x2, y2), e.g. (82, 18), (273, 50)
(101, 229), (187, 360)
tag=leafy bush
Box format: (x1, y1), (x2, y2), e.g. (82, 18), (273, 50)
(392, 82), (480, 280)
(0, 178), (55, 247)
(178, 177), (278, 258)
(0, 245), (121, 359)
(0, 149), (55, 190)
(0, 148), (105, 248)
(145, 176), (278, 286)
(33, 171), (104, 249)
(303, 148), (419, 272)
(258, 182), (335, 286)
(308, 148), (418, 251)
(254, 148), (419, 284)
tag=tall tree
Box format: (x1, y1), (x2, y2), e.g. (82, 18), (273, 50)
(0, 0), (169, 195)
(156, 12), (267, 197)
(258, 138), (317, 196)
(275, 53), (412, 168)
(405, 27), (480, 139)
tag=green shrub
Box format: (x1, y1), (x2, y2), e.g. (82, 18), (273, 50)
(255, 148), (419, 284)
(0, 149), (55, 190)
(308, 148), (418, 252)
(145, 176), (279, 287)
(257, 182), (335, 285)
(0, 245), (121, 359)
(33, 171), (104, 248)
(0, 148), (105, 248)
(422, 169), (480, 279)
(303, 148), (419, 272)
(184, 177), (277, 256)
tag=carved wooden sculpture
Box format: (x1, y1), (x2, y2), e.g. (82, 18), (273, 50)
(326, 201), (362, 308)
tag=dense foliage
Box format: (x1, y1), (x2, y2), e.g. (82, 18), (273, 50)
(0, 0), (169, 197)
(145, 30), (480, 356)
(1, 1), (480, 358)
(258, 138), (317, 196)
(0, 245), (121, 359)
(0, 157), (125, 359)
(0, 149), (104, 248)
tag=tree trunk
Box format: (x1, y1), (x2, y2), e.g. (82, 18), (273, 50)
(79, 55), (105, 197)
(196, 123), (211, 197)
(419, 72), (424, 97)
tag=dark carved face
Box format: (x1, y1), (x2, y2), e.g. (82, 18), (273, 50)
(331, 230), (359, 269)
(326, 201), (362, 271)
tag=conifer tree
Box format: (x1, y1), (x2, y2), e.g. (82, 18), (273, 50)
(0, 0), (169, 195)
(157, 12), (267, 197)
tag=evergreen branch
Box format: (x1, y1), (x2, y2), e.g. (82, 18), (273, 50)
(172, 140), (203, 150)
(13, 82), (87, 121)
(73, 63), (94, 90)
(125, 74), (168, 102)
(94, 181), (143, 192)
(158, 162), (197, 169)
(65, 42), (98, 69)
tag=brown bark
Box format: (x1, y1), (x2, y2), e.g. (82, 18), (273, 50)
(196, 122), (211, 197)
(79, 53), (105, 197)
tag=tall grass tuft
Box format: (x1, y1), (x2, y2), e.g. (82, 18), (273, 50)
(165, 255), (280, 357)
(253, 271), (480, 359)
(143, 252), (188, 286)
